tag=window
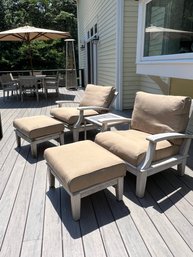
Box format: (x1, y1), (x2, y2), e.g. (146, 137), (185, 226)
(144, 0), (193, 57)
(136, 0), (193, 79)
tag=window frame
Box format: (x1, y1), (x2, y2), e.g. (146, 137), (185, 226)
(136, 0), (193, 79)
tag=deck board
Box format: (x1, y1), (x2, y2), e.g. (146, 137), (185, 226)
(0, 87), (193, 256)
(106, 188), (151, 257)
(92, 191), (129, 257)
(148, 176), (193, 252)
(123, 188), (173, 257)
(61, 188), (85, 257)
(139, 189), (193, 256)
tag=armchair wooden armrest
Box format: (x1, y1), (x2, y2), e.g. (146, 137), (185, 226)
(146, 132), (193, 143)
(55, 100), (80, 107)
(141, 132), (193, 171)
(77, 106), (109, 111)
(74, 106), (109, 129)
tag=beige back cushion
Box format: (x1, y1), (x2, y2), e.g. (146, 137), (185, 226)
(79, 84), (116, 108)
(131, 91), (191, 134)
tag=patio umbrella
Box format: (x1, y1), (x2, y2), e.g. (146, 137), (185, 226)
(0, 25), (70, 72)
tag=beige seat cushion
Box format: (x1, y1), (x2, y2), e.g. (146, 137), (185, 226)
(44, 140), (126, 193)
(13, 115), (64, 139)
(79, 84), (116, 110)
(131, 91), (191, 134)
(50, 107), (99, 125)
(95, 130), (180, 166)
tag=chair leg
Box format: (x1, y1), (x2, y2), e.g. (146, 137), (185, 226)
(48, 167), (55, 188)
(15, 131), (21, 147)
(16, 90), (19, 100)
(21, 92), (24, 102)
(73, 130), (79, 142)
(115, 177), (124, 201)
(36, 90), (39, 102)
(45, 89), (48, 99)
(136, 171), (147, 198)
(59, 133), (64, 145)
(31, 142), (37, 158)
(3, 90), (5, 101)
(71, 194), (81, 221)
(177, 160), (186, 176)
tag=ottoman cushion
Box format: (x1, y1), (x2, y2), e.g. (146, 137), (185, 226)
(44, 140), (126, 193)
(13, 115), (64, 139)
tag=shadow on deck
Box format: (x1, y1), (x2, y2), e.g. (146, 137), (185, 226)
(0, 87), (193, 257)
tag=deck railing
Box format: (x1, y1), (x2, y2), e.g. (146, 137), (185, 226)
(0, 68), (85, 88)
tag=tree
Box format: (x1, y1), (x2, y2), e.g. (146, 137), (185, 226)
(0, 0), (77, 71)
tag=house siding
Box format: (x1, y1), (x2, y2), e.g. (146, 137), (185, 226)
(122, 0), (163, 108)
(77, 0), (117, 88)
(78, 0), (191, 111)
(139, 75), (162, 94)
(122, 0), (140, 109)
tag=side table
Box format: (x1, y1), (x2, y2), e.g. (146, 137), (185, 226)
(84, 112), (130, 139)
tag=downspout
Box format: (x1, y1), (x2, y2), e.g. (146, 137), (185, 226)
(115, 0), (124, 110)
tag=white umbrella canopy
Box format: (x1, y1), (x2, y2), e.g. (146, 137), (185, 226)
(0, 25), (70, 41)
(0, 25), (70, 72)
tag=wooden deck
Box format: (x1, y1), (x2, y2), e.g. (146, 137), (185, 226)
(0, 87), (193, 257)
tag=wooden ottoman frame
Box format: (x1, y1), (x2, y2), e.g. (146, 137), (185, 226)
(44, 140), (126, 221)
(15, 129), (64, 157)
(14, 115), (64, 157)
(47, 165), (124, 221)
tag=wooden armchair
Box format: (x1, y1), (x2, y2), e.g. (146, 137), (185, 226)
(0, 73), (19, 100)
(50, 84), (118, 141)
(18, 76), (39, 102)
(44, 72), (60, 98)
(95, 91), (193, 197)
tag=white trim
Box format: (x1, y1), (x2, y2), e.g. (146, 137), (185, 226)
(136, 0), (193, 79)
(115, 0), (124, 110)
(77, 3), (81, 72)
(137, 62), (193, 80)
(136, 1), (145, 63)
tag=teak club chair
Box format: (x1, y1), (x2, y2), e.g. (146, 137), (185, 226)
(0, 73), (19, 100)
(95, 91), (193, 197)
(50, 84), (118, 141)
(18, 76), (39, 102)
(44, 72), (60, 98)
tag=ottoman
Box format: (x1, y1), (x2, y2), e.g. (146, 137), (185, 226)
(13, 115), (64, 157)
(44, 140), (126, 221)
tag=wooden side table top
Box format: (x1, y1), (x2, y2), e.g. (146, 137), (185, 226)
(85, 112), (130, 127)
(84, 113), (131, 137)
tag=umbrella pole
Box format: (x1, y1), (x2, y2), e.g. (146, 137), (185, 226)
(27, 41), (33, 75)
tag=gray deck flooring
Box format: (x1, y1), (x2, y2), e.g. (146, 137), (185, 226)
(0, 87), (193, 257)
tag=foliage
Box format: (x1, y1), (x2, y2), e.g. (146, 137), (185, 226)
(0, 0), (77, 71)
